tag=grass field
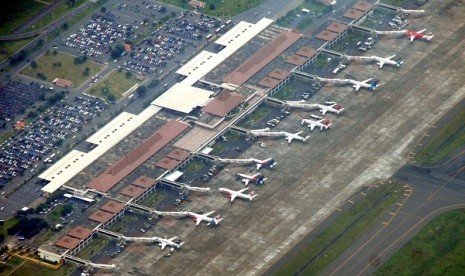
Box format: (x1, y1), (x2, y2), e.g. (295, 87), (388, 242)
(139, 191), (167, 208)
(275, 183), (404, 275)
(0, 0), (46, 35)
(159, 0), (265, 17)
(272, 84), (295, 100)
(20, 51), (104, 87)
(276, 0), (331, 28)
(86, 70), (140, 102)
(376, 209), (465, 275)
(0, 38), (33, 63)
(415, 106), (465, 165)
(237, 106), (270, 128)
(76, 236), (111, 259)
(0, 257), (24, 275)
(25, 0), (88, 32)
(8, 261), (76, 276)
(0, 217), (20, 237)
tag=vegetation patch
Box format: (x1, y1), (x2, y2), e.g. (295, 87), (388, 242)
(275, 183), (404, 275)
(276, 0), (331, 28)
(415, 106), (465, 165)
(0, 38), (33, 63)
(9, 260), (77, 276)
(86, 69), (140, 102)
(20, 51), (104, 87)
(159, 0), (265, 17)
(139, 191), (167, 208)
(0, 0), (46, 35)
(237, 106), (270, 128)
(25, 0), (88, 32)
(376, 209), (465, 276)
(272, 84), (295, 100)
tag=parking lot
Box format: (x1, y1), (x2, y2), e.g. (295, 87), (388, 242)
(59, 1), (222, 78)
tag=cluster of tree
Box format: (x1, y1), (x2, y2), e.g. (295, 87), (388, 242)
(53, 62), (62, 67)
(148, 79), (159, 88)
(36, 72), (47, 81)
(82, 67), (90, 76)
(110, 44), (125, 59)
(9, 50), (28, 66)
(136, 85), (147, 96)
(7, 217), (48, 239)
(60, 204), (73, 217)
(73, 56), (87, 65)
(47, 91), (66, 105)
(30, 61), (37, 68)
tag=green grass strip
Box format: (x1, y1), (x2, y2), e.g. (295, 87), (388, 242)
(275, 183), (404, 276)
(376, 209), (465, 275)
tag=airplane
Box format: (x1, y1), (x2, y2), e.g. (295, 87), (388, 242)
(155, 237), (185, 250)
(253, 158), (277, 170)
(348, 78), (379, 91)
(218, 187), (258, 202)
(317, 103), (344, 115)
(301, 118), (332, 131)
(404, 29), (434, 42)
(281, 131), (310, 144)
(236, 172), (266, 186)
(188, 211), (224, 226)
(371, 55), (403, 68)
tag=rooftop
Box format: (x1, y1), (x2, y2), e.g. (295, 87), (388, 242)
(152, 83), (213, 114)
(353, 1), (374, 12)
(166, 148), (191, 161)
(67, 226), (94, 240)
(86, 120), (189, 192)
(315, 30), (339, 41)
(222, 30), (301, 86)
(285, 54), (308, 66)
(202, 91), (245, 117)
(155, 157), (180, 170)
(88, 210), (114, 223)
(267, 69), (291, 80)
(343, 9), (365, 20)
(258, 76), (281, 88)
(52, 78), (73, 88)
(100, 200), (126, 214)
(54, 236), (81, 250)
(326, 22), (348, 34)
(120, 185), (146, 198)
(132, 176), (157, 189)
(296, 47), (317, 58)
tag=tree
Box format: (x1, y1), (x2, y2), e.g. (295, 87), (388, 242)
(136, 85), (147, 96)
(62, 22), (69, 30)
(209, 3), (216, 10)
(107, 94), (116, 103)
(111, 44), (125, 59)
(125, 71), (132, 78)
(28, 111), (38, 119)
(101, 6), (107, 13)
(159, 6), (166, 13)
(30, 61), (37, 68)
(60, 204), (73, 217)
(82, 67), (90, 76)
(148, 79), (159, 88)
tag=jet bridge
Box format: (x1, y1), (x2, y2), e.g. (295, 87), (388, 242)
(160, 179), (210, 193)
(64, 255), (116, 271)
(285, 100), (320, 111)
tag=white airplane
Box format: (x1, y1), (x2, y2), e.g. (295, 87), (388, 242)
(317, 103), (344, 115)
(253, 158), (277, 170)
(348, 78), (379, 91)
(371, 55), (403, 68)
(236, 172), (266, 186)
(188, 211), (224, 226)
(301, 118), (332, 131)
(281, 131), (310, 144)
(155, 237), (184, 250)
(219, 187), (257, 202)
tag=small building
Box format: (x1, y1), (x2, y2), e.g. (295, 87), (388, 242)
(318, 0), (336, 5)
(202, 91), (245, 117)
(52, 78), (73, 88)
(189, 0), (206, 9)
(124, 43), (132, 52)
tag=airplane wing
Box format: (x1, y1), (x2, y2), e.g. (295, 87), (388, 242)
(195, 217), (202, 225)
(160, 242), (167, 250)
(353, 84), (361, 91)
(418, 29), (426, 34)
(204, 211), (215, 216)
(286, 136), (293, 144)
(387, 55), (396, 60)
(363, 78), (373, 84)
(230, 194), (237, 202)
(410, 35), (415, 42)
(320, 108), (327, 115)
(255, 163), (262, 170)
(309, 124), (315, 131)
(238, 187), (249, 193)
(242, 178), (250, 186)
(378, 61), (385, 68)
